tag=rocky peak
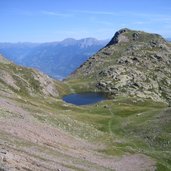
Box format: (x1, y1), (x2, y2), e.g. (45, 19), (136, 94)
(106, 28), (130, 46)
(106, 28), (166, 47)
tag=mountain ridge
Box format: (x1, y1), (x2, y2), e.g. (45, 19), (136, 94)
(68, 28), (171, 104)
(0, 54), (65, 98)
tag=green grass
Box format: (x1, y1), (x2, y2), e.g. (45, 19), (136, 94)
(0, 107), (17, 119)
(18, 92), (170, 168)
(61, 98), (171, 170)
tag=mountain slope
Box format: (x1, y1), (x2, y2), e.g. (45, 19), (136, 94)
(68, 28), (171, 104)
(0, 54), (65, 98)
(0, 38), (107, 79)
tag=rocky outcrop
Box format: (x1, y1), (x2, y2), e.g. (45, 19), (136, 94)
(69, 29), (171, 104)
(106, 28), (130, 46)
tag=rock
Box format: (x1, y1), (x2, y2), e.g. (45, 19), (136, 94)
(97, 81), (107, 88)
(103, 105), (108, 108)
(132, 32), (139, 40)
(106, 28), (130, 46)
(2, 156), (7, 162)
(0, 150), (7, 155)
(154, 54), (162, 60)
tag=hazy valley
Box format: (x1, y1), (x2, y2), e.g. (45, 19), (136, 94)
(0, 38), (108, 80)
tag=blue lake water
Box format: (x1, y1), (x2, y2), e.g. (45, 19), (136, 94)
(63, 92), (107, 105)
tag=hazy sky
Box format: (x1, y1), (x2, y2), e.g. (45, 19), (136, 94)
(1, 0), (171, 42)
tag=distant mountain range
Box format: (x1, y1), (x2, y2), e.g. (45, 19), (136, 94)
(0, 38), (108, 80)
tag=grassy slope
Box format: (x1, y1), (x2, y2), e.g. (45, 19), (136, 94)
(0, 56), (69, 98)
(52, 97), (171, 170)
(3, 90), (170, 170)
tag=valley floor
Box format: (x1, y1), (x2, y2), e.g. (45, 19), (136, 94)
(0, 92), (170, 171)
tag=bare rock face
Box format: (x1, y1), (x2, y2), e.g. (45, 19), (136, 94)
(69, 28), (171, 104)
(32, 71), (59, 97)
(106, 28), (130, 46)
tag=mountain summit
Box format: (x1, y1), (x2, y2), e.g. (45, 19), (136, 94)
(106, 28), (130, 46)
(68, 28), (171, 104)
(106, 28), (166, 46)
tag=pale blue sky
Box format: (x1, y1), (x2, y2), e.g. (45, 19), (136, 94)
(1, 0), (171, 42)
